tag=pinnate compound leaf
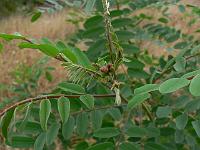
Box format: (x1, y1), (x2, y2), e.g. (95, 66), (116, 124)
(159, 78), (190, 94)
(93, 127), (120, 138)
(58, 82), (85, 94)
(128, 93), (150, 109)
(80, 94), (94, 109)
(39, 99), (51, 131)
(34, 132), (46, 150)
(189, 74), (200, 96)
(58, 97), (70, 123)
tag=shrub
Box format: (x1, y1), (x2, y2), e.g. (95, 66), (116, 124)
(1, 0), (200, 149)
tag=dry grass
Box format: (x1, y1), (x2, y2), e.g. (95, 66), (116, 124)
(0, 9), (75, 97)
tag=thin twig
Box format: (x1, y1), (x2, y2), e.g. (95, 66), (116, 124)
(0, 94), (116, 117)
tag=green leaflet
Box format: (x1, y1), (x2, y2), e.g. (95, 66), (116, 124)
(87, 142), (114, 150)
(93, 127), (120, 138)
(128, 93), (150, 109)
(91, 110), (103, 130)
(58, 82), (85, 94)
(70, 47), (93, 69)
(57, 97), (70, 123)
(76, 112), (89, 137)
(0, 43), (3, 52)
(192, 120), (200, 137)
(62, 116), (75, 140)
(31, 11), (42, 22)
(7, 136), (35, 148)
(0, 33), (25, 41)
(34, 132), (46, 150)
(46, 122), (60, 145)
(39, 99), (51, 131)
(119, 142), (139, 150)
(159, 78), (190, 94)
(175, 113), (188, 130)
(19, 42), (59, 57)
(56, 41), (78, 63)
(0, 108), (15, 138)
(80, 94), (95, 109)
(156, 106), (172, 118)
(189, 74), (200, 96)
(134, 84), (159, 95)
(84, 0), (96, 13)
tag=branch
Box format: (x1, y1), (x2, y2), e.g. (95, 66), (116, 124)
(0, 94), (116, 117)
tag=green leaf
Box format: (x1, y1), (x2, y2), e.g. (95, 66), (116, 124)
(62, 116), (75, 140)
(84, 15), (103, 29)
(126, 127), (146, 137)
(112, 18), (133, 28)
(31, 11), (42, 22)
(119, 142), (139, 150)
(34, 132), (46, 150)
(46, 122), (60, 145)
(144, 142), (168, 150)
(76, 112), (89, 137)
(108, 108), (122, 121)
(87, 142), (114, 150)
(19, 43), (59, 57)
(57, 97), (70, 123)
(0, 33), (25, 41)
(175, 113), (188, 130)
(91, 110), (103, 130)
(192, 120), (200, 137)
(174, 42), (188, 49)
(7, 136), (35, 148)
(181, 69), (200, 79)
(84, 0), (96, 13)
(0, 43), (3, 52)
(16, 121), (42, 134)
(0, 109), (15, 138)
(45, 71), (53, 82)
(80, 94), (94, 109)
(175, 130), (184, 143)
(158, 18), (169, 24)
(189, 74), (200, 96)
(56, 41), (78, 63)
(93, 127), (120, 138)
(116, 31), (135, 41)
(159, 78), (190, 94)
(134, 84), (159, 95)
(38, 44), (59, 57)
(128, 93), (150, 109)
(173, 57), (186, 72)
(121, 44), (140, 54)
(156, 106), (172, 118)
(71, 47), (93, 69)
(39, 99), (51, 131)
(18, 42), (39, 49)
(58, 82), (85, 94)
